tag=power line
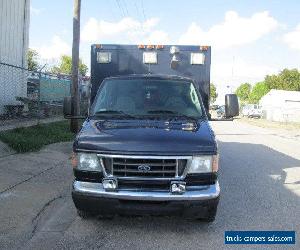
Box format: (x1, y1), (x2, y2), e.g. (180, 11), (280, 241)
(115, 0), (126, 18)
(134, 1), (145, 34)
(120, 0), (129, 16)
(134, 1), (142, 19)
(108, 0), (118, 21)
(141, 0), (147, 21)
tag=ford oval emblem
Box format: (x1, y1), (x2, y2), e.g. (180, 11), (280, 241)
(137, 164), (151, 172)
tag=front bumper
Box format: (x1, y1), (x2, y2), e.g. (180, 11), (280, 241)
(73, 180), (220, 201)
(72, 181), (220, 217)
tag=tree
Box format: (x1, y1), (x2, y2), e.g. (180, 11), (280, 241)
(210, 83), (218, 103)
(249, 81), (270, 103)
(278, 68), (300, 91)
(27, 48), (39, 71)
(51, 55), (88, 76)
(235, 83), (251, 102)
(265, 68), (300, 91)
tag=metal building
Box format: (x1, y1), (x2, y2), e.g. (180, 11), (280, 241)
(260, 89), (300, 122)
(0, 0), (30, 115)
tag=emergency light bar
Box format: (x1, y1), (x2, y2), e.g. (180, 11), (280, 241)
(138, 45), (164, 50)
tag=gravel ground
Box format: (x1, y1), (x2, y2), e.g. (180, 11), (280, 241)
(0, 121), (299, 250)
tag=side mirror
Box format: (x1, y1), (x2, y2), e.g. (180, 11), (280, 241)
(207, 113), (212, 120)
(63, 96), (72, 118)
(225, 94), (239, 118)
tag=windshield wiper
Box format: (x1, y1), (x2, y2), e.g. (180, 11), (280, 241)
(92, 110), (136, 119)
(147, 110), (199, 122)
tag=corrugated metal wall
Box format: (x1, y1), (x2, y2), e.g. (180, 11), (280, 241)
(0, 0), (30, 114)
(260, 90), (300, 122)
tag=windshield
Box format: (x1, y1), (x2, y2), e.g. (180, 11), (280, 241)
(91, 79), (204, 119)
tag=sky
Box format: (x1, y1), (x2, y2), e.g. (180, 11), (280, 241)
(30, 0), (300, 103)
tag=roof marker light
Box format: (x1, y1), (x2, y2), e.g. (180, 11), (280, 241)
(147, 45), (155, 49)
(200, 46), (209, 51)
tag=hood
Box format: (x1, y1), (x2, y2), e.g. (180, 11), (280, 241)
(74, 119), (217, 155)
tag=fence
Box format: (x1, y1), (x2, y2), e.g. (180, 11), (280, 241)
(0, 61), (90, 126)
(0, 62), (27, 116)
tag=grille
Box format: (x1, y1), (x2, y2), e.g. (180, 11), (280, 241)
(101, 157), (187, 178)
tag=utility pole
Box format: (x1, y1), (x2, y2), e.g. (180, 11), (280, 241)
(70, 0), (81, 132)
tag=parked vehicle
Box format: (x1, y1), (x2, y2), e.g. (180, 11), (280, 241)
(242, 104), (262, 118)
(64, 44), (239, 221)
(217, 105), (225, 118)
(210, 104), (219, 110)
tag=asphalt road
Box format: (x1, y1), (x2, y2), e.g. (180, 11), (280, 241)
(0, 121), (299, 250)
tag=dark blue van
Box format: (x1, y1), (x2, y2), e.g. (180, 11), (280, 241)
(64, 44), (239, 221)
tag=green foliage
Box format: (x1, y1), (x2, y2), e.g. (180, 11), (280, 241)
(27, 48), (40, 71)
(235, 83), (251, 102)
(210, 83), (218, 103)
(265, 68), (300, 91)
(235, 68), (300, 104)
(51, 55), (88, 76)
(249, 81), (270, 103)
(0, 121), (74, 153)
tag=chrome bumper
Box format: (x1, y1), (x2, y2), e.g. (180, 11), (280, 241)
(73, 181), (220, 201)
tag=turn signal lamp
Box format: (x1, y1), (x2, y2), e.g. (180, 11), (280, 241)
(71, 152), (77, 168)
(212, 154), (219, 172)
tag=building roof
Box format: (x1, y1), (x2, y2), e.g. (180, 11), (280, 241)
(260, 89), (300, 107)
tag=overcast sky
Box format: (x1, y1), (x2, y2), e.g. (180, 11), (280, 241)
(30, 0), (300, 102)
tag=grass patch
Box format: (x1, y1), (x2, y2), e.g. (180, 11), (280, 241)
(239, 117), (300, 131)
(0, 121), (74, 153)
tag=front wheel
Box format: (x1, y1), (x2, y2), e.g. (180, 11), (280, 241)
(197, 204), (218, 222)
(77, 209), (94, 219)
(77, 209), (114, 219)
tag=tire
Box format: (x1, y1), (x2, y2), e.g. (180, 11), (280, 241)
(197, 205), (218, 222)
(202, 214), (216, 222)
(77, 209), (114, 219)
(96, 213), (115, 220)
(77, 209), (94, 219)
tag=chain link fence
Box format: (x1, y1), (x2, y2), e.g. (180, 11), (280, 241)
(0, 61), (90, 128)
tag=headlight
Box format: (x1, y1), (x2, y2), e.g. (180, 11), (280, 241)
(71, 153), (102, 172)
(187, 155), (219, 173)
